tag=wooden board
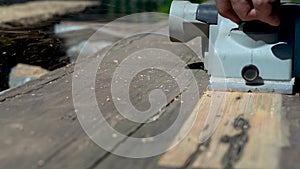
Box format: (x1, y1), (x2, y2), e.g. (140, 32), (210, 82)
(159, 91), (289, 169)
(0, 33), (208, 169)
(0, 29), (299, 169)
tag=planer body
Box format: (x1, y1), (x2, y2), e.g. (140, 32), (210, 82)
(169, 1), (300, 94)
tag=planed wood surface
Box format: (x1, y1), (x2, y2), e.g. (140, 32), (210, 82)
(159, 91), (289, 169)
(0, 27), (299, 169)
(281, 95), (300, 169)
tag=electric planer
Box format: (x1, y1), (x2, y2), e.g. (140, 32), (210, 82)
(169, 1), (300, 94)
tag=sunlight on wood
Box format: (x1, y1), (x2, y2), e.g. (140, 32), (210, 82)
(159, 91), (290, 169)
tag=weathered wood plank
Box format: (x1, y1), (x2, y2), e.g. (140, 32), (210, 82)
(48, 34), (208, 169)
(0, 32), (208, 169)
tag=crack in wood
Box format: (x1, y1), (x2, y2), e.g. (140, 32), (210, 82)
(88, 91), (185, 169)
(87, 119), (147, 169)
(40, 135), (80, 167)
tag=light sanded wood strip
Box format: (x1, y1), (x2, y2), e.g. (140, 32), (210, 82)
(159, 91), (290, 169)
(158, 92), (212, 168)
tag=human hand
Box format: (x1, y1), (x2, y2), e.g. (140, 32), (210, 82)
(215, 0), (280, 26)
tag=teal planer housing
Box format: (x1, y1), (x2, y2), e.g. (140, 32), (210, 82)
(169, 1), (300, 94)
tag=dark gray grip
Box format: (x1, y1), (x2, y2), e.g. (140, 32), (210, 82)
(196, 3), (218, 24)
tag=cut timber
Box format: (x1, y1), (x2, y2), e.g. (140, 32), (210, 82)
(159, 91), (289, 169)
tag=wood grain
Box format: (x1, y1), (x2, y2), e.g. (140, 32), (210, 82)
(159, 91), (290, 169)
(0, 33), (209, 169)
(0, 22), (299, 168)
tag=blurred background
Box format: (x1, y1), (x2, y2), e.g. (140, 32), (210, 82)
(0, 0), (206, 92)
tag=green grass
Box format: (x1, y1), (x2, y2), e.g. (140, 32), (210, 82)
(97, 0), (208, 15)
(159, 0), (207, 13)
